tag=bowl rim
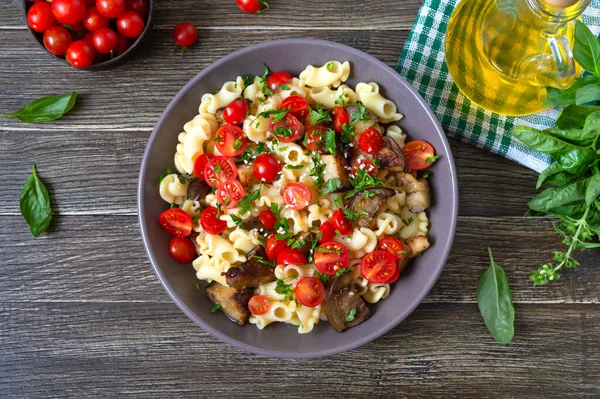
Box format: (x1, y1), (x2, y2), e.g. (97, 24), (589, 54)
(138, 38), (459, 358)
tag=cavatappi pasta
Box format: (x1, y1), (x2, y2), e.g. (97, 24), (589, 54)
(157, 61), (435, 334)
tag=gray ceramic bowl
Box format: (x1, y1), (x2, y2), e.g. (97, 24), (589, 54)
(139, 39), (458, 358)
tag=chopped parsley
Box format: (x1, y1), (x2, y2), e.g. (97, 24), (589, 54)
(230, 213), (246, 229)
(177, 173), (193, 184)
(243, 75), (255, 87)
(233, 138), (244, 150)
(253, 255), (276, 268)
(340, 123), (355, 143)
(316, 247), (343, 255)
(275, 279), (294, 302)
(236, 185), (262, 215)
(343, 207), (368, 221)
(308, 232), (321, 263)
(213, 165), (222, 173)
(285, 164), (304, 170)
(169, 203), (177, 209)
(372, 158), (382, 169)
(224, 197), (231, 207)
(314, 271), (330, 285)
(402, 217), (414, 227)
(364, 190), (376, 198)
(321, 178), (341, 195)
(350, 102), (370, 123)
(335, 267), (351, 277)
(211, 303), (222, 313)
(345, 168), (384, 198)
(323, 128), (336, 154)
(422, 170), (432, 179)
(276, 84), (290, 91)
(425, 155), (439, 164)
(345, 307), (356, 322)
(275, 231), (295, 243)
(258, 65), (275, 96)
(274, 125), (293, 138)
(236, 141), (271, 163)
(255, 108), (288, 124)
(158, 168), (173, 185)
(335, 93), (348, 106)
(270, 203), (291, 232)
(309, 151), (325, 189)
(310, 105), (332, 125)
(215, 203), (223, 218)
(333, 197), (344, 209)
(326, 62), (335, 71)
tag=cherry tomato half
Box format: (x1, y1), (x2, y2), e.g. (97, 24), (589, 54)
(83, 6), (109, 32)
(204, 156), (237, 187)
(332, 208), (353, 235)
(216, 180), (245, 209)
(318, 221), (335, 243)
(193, 153), (214, 181)
(270, 113), (304, 143)
(248, 295), (271, 316)
(125, 0), (148, 15)
(283, 182), (312, 210)
(223, 99), (248, 125)
(351, 159), (378, 177)
(96, 0), (125, 18)
(259, 209), (277, 230)
(253, 153), (281, 183)
(314, 241), (350, 275)
(116, 11), (144, 38)
(276, 248), (307, 265)
(265, 233), (287, 260)
(159, 208), (193, 237)
(92, 28), (118, 54)
(402, 140), (437, 170)
(358, 128), (383, 155)
(168, 237), (196, 263)
(215, 125), (247, 158)
(280, 95), (310, 118)
(333, 105), (349, 132)
(66, 40), (95, 69)
(305, 125), (327, 153)
(377, 237), (406, 260)
(236, 0), (264, 14)
(267, 71), (291, 91)
(172, 22), (198, 48)
(361, 250), (399, 283)
(200, 206), (227, 235)
(52, 0), (87, 25)
(294, 277), (325, 307)
(28, 2), (57, 33)
(43, 26), (72, 56)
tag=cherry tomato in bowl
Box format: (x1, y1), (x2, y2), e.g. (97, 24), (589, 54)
(223, 99), (248, 125)
(83, 6), (110, 32)
(204, 156), (237, 187)
(259, 209), (277, 230)
(168, 236), (196, 263)
(215, 125), (247, 158)
(280, 95), (310, 118)
(265, 233), (287, 260)
(43, 26), (72, 56)
(159, 208), (193, 237)
(358, 128), (383, 154)
(92, 28), (118, 54)
(66, 40), (95, 68)
(28, 2), (57, 33)
(116, 11), (145, 38)
(332, 208), (353, 235)
(248, 295), (271, 316)
(333, 105), (349, 132)
(402, 140), (437, 170)
(253, 154), (281, 183)
(267, 71), (291, 90)
(270, 113), (304, 143)
(125, 0), (149, 15)
(52, 0), (87, 25)
(294, 277), (325, 307)
(96, 0), (126, 18)
(305, 125), (327, 153)
(377, 237), (406, 260)
(216, 180), (245, 208)
(200, 206), (227, 235)
(318, 221), (335, 243)
(283, 182), (312, 210)
(276, 248), (307, 265)
(361, 250), (399, 283)
(314, 241), (349, 275)
(193, 153), (214, 181)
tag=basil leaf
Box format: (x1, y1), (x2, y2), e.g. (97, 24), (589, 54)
(543, 75), (600, 106)
(537, 161), (563, 189)
(556, 105), (600, 129)
(477, 248), (514, 345)
(0, 92), (77, 123)
(528, 179), (588, 213)
(585, 174), (600, 206)
(576, 84), (600, 105)
(574, 21), (600, 78)
(554, 147), (597, 175)
(20, 165), (52, 237)
(544, 170), (579, 187)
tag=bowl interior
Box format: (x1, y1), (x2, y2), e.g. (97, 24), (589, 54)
(139, 39), (458, 358)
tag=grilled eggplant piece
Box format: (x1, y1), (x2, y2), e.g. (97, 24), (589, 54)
(237, 163), (259, 187)
(397, 172), (431, 213)
(206, 281), (253, 325)
(397, 235), (431, 272)
(294, 232), (315, 258)
(189, 232), (202, 255)
(376, 136), (406, 170)
(224, 246), (275, 289)
(323, 272), (371, 333)
(347, 187), (396, 228)
(187, 178), (211, 207)
(321, 154), (351, 190)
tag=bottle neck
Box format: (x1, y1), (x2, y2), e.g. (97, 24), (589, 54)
(527, 0), (590, 23)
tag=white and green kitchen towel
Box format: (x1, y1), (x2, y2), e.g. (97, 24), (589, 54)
(396, 0), (600, 173)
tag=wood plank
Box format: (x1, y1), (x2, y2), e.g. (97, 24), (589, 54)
(0, 302), (598, 397)
(3, 0), (421, 29)
(0, 29), (406, 131)
(1, 215), (598, 303)
(0, 130), (538, 216)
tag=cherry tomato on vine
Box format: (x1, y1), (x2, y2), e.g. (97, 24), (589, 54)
(204, 156), (238, 187)
(331, 208), (353, 235)
(168, 237), (196, 263)
(360, 250), (399, 284)
(200, 206), (227, 235)
(92, 28), (118, 54)
(276, 248), (307, 265)
(305, 125), (327, 153)
(43, 26), (72, 56)
(259, 209), (277, 230)
(377, 237), (406, 260)
(125, 0), (148, 15)
(283, 182), (311, 210)
(270, 113), (303, 142)
(96, 0), (125, 18)
(223, 99), (248, 125)
(280, 95), (310, 118)
(402, 140), (437, 170)
(28, 2), (57, 33)
(52, 0), (87, 25)
(265, 233), (287, 260)
(318, 221), (335, 243)
(351, 159), (378, 177)
(173, 22), (198, 50)
(216, 180), (245, 208)
(333, 105), (349, 132)
(193, 153), (214, 181)
(83, 6), (109, 32)
(358, 128), (383, 155)
(116, 11), (144, 38)
(215, 125), (247, 158)
(66, 40), (95, 68)
(314, 241), (349, 275)
(294, 277), (325, 307)
(159, 208), (193, 237)
(248, 295), (271, 316)
(236, 0), (267, 14)
(253, 154), (281, 183)
(267, 71), (291, 91)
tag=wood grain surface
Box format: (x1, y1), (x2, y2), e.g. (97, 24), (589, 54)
(1, 0), (599, 397)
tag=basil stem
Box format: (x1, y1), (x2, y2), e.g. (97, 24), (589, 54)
(0, 92), (77, 123)
(20, 165), (52, 237)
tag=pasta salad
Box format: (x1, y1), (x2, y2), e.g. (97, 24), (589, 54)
(157, 61), (436, 334)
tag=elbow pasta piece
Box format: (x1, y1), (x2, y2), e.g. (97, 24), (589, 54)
(274, 264), (314, 286)
(307, 84), (357, 108)
(386, 125), (407, 147)
(199, 77), (245, 113)
(386, 191), (408, 213)
(299, 61), (350, 88)
(243, 77), (266, 104)
(374, 212), (403, 237)
(275, 143), (308, 166)
(398, 209), (429, 239)
(335, 227), (378, 259)
(159, 174), (189, 205)
(243, 115), (270, 143)
(174, 113), (218, 174)
(293, 304), (322, 334)
(281, 207), (310, 234)
(255, 280), (287, 301)
(228, 228), (262, 254)
(192, 254), (231, 286)
(257, 184), (285, 207)
(306, 204), (329, 228)
(249, 300), (297, 330)
(196, 232), (246, 264)
(180, 199), (202, 218)
(355, 82), (403, 122)
(278, 78), (308, 100)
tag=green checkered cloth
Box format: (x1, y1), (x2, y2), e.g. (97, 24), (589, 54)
(397, 0), (600, 173)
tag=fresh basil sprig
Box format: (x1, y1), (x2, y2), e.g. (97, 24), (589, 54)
(20, 165), (53, 237)
(0, 92), (76, 123)
(477, 249), (515, 345)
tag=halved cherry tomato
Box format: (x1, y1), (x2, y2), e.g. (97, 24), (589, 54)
(248, 295), (271, 316)
(259, 209), (277, 230)
(305, 125), (327, 153)
(294, 277), (325, 307)
(270, 113), (304, 143)
(333, 105), (349, 132)
(377, 237), (406, 260)
(267, 71), (291, 91)
(253, 153), (281, 183)
(215, 125), (247, 158)
(351, 159), (378, 177)
(318, 221), (335, 243)
(280, 95), (310, 118)
(204, 156), (237, 187)
(200, 206), (227, 235)
(168, 237), (196, 263)
(314, 241), (349, 275)
(277, 248), (307, 265)
(361, 250), (399, 283)
(265, 233), (287, 260)
(332, 208), (353, 235)
(283, 182), (312, 210)
(223, 99), (248, 125)
(358, 128), (383, 155)
(387, 262), (401, 284)
(402, 140), (436, 170)
(216, 180), (245, 208)
(193, 153), (214, 181)
(159, 208), (193, 237)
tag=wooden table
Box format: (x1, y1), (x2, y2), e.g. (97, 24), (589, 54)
(1, 1), (599, 397)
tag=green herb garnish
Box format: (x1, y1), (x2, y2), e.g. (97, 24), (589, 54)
(350, 102), (370, 123)
(158, 168), (173, 185)
(345, 308), (356, 322)
(310, 105), (332, 125)
(321, 178), (341, 195)
(211, 303), (222, 313)
(275, 279), (294, 302)
(20, 165), (52, 237)
(1, 91), (77, 123)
